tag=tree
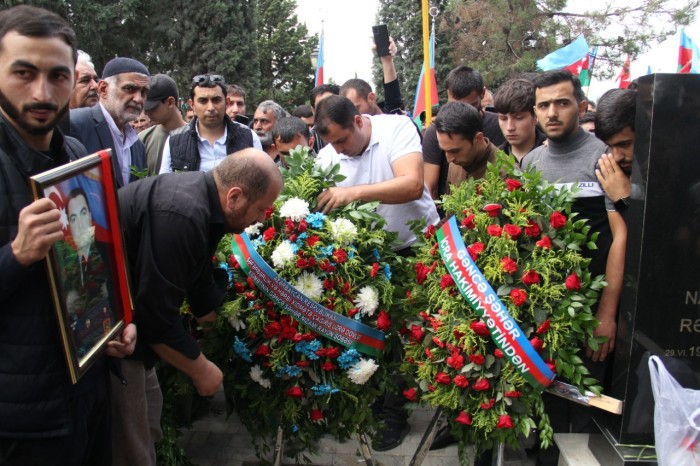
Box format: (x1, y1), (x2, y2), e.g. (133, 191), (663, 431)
(255, 0), (317, 109)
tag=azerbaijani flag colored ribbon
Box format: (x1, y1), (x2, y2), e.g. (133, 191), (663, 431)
(437, 217), (556, 390)
(537, 35), (590, 80)
(231, 233), (384, 358)
(412, 26), (439, 130)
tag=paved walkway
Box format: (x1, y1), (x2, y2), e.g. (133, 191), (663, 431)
(178, 392), (537, 466)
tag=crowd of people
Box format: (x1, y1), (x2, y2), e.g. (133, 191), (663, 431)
(0, 4), (642, 466)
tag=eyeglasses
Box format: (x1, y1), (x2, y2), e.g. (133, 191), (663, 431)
(191, 74), (225, 86)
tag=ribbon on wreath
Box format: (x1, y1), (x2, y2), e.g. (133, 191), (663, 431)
(231, 233), (384, 358)
(437, 216), (555, 390)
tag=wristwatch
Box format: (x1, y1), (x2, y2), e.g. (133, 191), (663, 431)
(614, 196), (631, 212)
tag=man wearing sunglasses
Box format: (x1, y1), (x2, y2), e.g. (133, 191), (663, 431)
(159, 74), (261, 174)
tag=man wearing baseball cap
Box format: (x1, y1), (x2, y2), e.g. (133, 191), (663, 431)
(69, 56), (150, 187)
(140, 74), (186, 175)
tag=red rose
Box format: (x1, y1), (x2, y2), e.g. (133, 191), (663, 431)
(370, 262), (380, 278)
(501, 257), (517, 274)
(286, 387), (304, 398)
(536, 319), (551, 335)
(262, 227), (276, 242)
(289, 234), (298, 243)
(454, 375), (469, 388)
(376, 310), (391, 331)
(447, 351), (465, 370)
(473, 378), (490, 391)
(440, 274), (455, 289)
(550, 211), (567, 229)
(307, 257), (316, 267)
(309, 409), (324, 421)
(494, 349), (504, 359)
(509, 288), (527, 307)
(296, 258), (308, 269)
(425, 224), (437, 238)
(521, 269), (541, 285)
(403, 388), (418, 401)
(503, 224), (522, 239)
(470, 321), (490, 338)
(524, 220), (541, 237)
(469, 354), (485, 365)
(333, 249), (347, 263)
(505, 391), (522, 398)
(435, 372), (451, 385)
(530, 336), (544, 352)
(323, 278), (334, 290)
(321, 360), (337, 371)
(496, 414), (514, 429)
(284, 219), (295, 234)
(565, 272), (581, 291)
(481, 398), (495, 410)
(319, 259), (335, 272)
(455, 411), (473, 425)
(483, 204), (502, 217)
(255, 344), (271, 357)
(298, 219), (308, 232)
(505, 178), (523, 191)
(307, 235), (320, 247)
(536, 235), (552, 249)
(347, 308), (359, 318)
(462, 214), (476, 229)
(487, 224), (503, 237)
(410, 324), (425, 342)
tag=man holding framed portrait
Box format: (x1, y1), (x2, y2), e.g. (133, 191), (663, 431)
(0, 5), (136, 466)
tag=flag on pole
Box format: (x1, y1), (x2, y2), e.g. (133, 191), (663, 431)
(679, 29), (693, 73)
(315, 29), (324, 86)
(616, 55), (631, 88)
(412, 28), (439, 129)
(537, 35), (590, 79)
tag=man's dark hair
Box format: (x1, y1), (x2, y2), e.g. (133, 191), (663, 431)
(291, 104), (313, 119)
(273, 116), (310, 143)
(433, 102), (483, 141)
(580, 111), (596, 125)
(189, 75), (227, 100)
(444, 66), (484, 100)
(66, 187), (89, 214)
(0, 5), (77, 64)
(339, 79), (373, 100)
(533, 69), (586, 103)
(226, 84), (246, 100)
(310, 83), (340, 108)
(595, 89), (636, 142)
(313, 95), (359, 136)
(494, 78), (535, 115)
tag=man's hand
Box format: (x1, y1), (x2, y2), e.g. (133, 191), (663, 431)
(586, 316), (617, 362)
(11, 198), (64, 267)
(316, 186), (358, 214)
(196, 311), (217, 332)
(105, 323), (137, 358)
(192, 359), (223, 396)
(595, 153), (631, 202)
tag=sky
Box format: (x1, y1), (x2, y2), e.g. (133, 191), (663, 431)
(295, 1), (700, 102)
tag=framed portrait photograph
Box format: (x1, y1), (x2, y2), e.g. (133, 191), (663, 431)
(30, 149), (133, 383)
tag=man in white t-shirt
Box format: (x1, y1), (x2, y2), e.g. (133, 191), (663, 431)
(315, 95), (439, 252)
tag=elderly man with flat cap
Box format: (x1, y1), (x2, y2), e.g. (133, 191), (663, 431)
(70, 57), (150, 187)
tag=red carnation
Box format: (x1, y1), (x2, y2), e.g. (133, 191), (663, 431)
(264, 322), (282, 339)
(234, 282), (246, 294)
(370, 262), (380, 278)
(410, 324), (425, 342)
(415, 262), (431, 285)
(487, 224), (503, 237)
(286, 387), (304, 398)
(262, 227), (276, 242)
(483, 203), (502, 217)
(403, 388), (418, 401)
(333, 249), (347, 264)
(435, 372), (451, 385)
(505, 178), (523, 191)
(265, 207), (274, 219)
(325, 347), (341, 358)
(505, 391), (522, 398)
(536, 236), (552, 249)
(530, 336), (544, 352)
(470, 321), (490, 338)
(525, 220), (541, 238)
(323, 279), (334, 290)
(296, 258), (308, 269)
(454, 375), (469, 388)
(425, 224), (437, 238)
(565, 272), (581, 291)
(501, 257), (517, 274)
(503, 224), (521, 239)
(425, 347), (434, 360)
(309, 409), (324, 422)
(321, 360), (337, 371)
(296, 360), (311, 367)
(467, 242), (485, 261)
(481, 398), (495, 410)
(462, 214), (476, 229)
(496, 414), (514, 429)
(469, 354), (485, 365)
(297, 219), (308, 232)
(447, 351), (465, 370)
(376, 310), (391, 331)
(307, 235), (320, 247)
(521, 269), (541, 285)
(455, 411), (473, 425)
(546, 358), (557, 374)
(550, 211), (567, 229)
(347, 308), (359, 318)
(494, 349), (504, 359)
(536, 319), (551, 335)
(510, 288), (527, 307)
(473, 378), (490, 391)
(432, 336), (445, 348)
(255, 344), (271, 357)
(440, 274), (455, 289)
(229, 254), (239, 268)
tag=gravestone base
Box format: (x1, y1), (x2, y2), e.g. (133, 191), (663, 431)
(587, 419), (657, 466)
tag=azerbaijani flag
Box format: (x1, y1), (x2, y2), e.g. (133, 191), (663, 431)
(679, 29), (693, 73)
(616, 55), (631, 89)
(412, 28), (439, 129)
(537, 35), (590, 80)
(315, 29), (324, 86)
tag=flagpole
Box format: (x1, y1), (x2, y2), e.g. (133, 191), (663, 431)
(421, 0), (432, 126)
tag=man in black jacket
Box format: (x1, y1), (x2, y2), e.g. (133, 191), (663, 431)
(0, 6), (135, 465)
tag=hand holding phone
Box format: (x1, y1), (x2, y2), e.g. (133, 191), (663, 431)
(373, 24), (391, 57)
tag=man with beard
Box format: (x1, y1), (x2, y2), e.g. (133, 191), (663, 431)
(252, 99), (286, 161)
(119, 149), (282, 465)
(69, 50), (99, 109)
(159, 74), (260, 173)
(70, 57), (150, 187)
(0, 6), (136, 465)
(522, 70), (626, 465)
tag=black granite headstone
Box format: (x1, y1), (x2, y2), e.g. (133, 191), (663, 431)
(590, 73), (700, 465)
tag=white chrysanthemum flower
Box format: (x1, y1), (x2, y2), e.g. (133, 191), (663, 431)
(354, 286), (379, 317)
(249, 365), (271, 389)
(329, 218), (358, 246)
(271, 241), (295, 269)
(244, 222), (263, 237)
(347, 358), (379, 385)
(279, 197), (310, 221)
(227, 315), (246, 331)
(293, 271), (324, 300)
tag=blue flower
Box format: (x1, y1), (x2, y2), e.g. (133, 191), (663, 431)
(348, 249), (356, 259)
(338, 349), (361, 369)
(306, 212), (326, 229)
(252, 238), (264, 249)
(275, 365), (302, 378)
(219, 262), (233, 283)
(233, 336), (252, 362)
(295, 340), (321, 360)
(372, 248), (381, 260)
(319, 245), (334, 257)
(311, 384), (340, 396)
(384, 264), (392, 280)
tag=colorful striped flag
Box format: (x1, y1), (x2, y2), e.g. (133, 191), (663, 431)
(314, 29), (324, 86)
(679, 29), (693, 73)
(412, 28), (439, 129)
(537, 35), (590, 80)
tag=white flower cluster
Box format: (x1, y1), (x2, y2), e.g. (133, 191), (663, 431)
(227, 315), (246, 331)
(279, 197), (310, 221)
(329, 218), (358, 247)
(293, 271), (324, 300)
(244, 222), (263, 237)
(347, 358), (379, 385)
(271, 241), (295, 269)
(354, 286), (379, 317)
(249, 365), (271, 389)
